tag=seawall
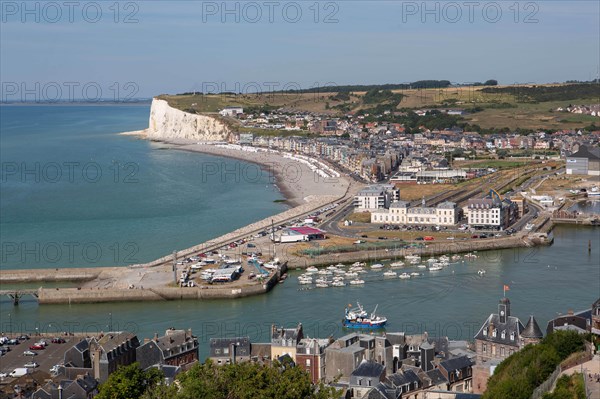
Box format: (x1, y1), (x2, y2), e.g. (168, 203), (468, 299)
(0, 268), (105, 283)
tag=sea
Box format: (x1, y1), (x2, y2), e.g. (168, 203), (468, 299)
(1, 105), (599, 359)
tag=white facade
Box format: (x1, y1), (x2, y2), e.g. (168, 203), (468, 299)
(219, 107), (244, 117)
(465, 198), (504, 229)
(371, 201), (458, 226)
(354, 184), (400, 211)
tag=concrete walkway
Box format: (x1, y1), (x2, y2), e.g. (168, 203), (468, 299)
(561, 354), (600, 398)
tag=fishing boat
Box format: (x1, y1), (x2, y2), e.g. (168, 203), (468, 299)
(332, 281), (346, 287)
(410, 272), (421, 277)
(398, 273), (411, 279)
(429, 265), (443, 271)
(298, 279), (313, 285)
(390, 261), (404, 268)
(371, 263), (384, 269)
(383, 271), (397, 278)
(417, 264), (427, 269)
(343, 303), (387, 329)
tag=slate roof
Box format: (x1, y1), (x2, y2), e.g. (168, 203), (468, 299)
(568, 145), (600, 160)
(474, 313), (525, 346)
(426, 368), (447, 386)
(366, 383), (400, 399)
(209, 337), (250, 357)
(521, 315), (544, 339)
(439, 355), (473, 372)
(387, 369), (420, 387)
(352, 360), (385, 378)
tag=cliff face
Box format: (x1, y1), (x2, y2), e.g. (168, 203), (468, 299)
(147, 98), (231, 141)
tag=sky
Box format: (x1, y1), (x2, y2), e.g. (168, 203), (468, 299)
(1, 1), (599, 99)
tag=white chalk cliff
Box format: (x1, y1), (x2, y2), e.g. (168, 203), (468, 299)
(147, 98), (231, 141)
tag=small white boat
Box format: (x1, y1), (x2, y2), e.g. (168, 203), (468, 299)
(464, 253), (478, 259)
(318, 270), (333, 275)
(371, 263), (384, 269)
(349, 279), (365, 285)
(335, 263), (345, 268)
(298, 279), (313, 285)
(316, 283), (329, 288)
(306, 266), (319, 272)
(399, 273), (411, 279)
(410, 272), (421, 277)
(345, 272), (359, 278)
(390, 261), (404, 268)
(315, 277), (330, 284)
(429, 265), (443, 271)
(334, 269), (346, 275)
(263, 261), (279, 270)
(356, 269), (368, 274)
(427, 257), (438, 264)
(332, 281), (346, 287)
(352, 262), (366, 267)
(383, 271), (397, 278)
(451, 255), (461, 262)
(327, 265), (338, 271)
(417, 264), (427, 269)
(477, 269), (486, 276)
(405, 255), (421, 261)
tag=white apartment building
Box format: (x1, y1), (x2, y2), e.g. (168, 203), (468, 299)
(465, 198), (504, 230)
(354, 184), (400, 211)
(371, 201), (458, 226)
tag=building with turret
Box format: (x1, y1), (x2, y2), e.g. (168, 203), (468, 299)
(472, 297), (542, 394)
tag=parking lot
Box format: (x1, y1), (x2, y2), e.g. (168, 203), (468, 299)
(0, 335), (75, 383)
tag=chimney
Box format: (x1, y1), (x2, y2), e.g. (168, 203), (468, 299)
(488, 322), (495, 337)
(423, 331), (428, 342)
(153, 333), (159, 342)
(568, 309), (574, 315)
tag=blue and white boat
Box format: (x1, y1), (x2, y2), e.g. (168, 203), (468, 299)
(343, 302), (387, 329)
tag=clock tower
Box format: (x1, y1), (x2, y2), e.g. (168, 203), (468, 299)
(498, 297), (510, 323)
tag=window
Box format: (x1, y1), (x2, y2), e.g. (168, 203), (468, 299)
(501, 331), (506, 339)
(510, 332), (515, 341)
(500, 347), (505, 356)
(224, 348), (229, 354)
(483, 329), (487, 336)
(306, 359), (311, 366)
(492, 329), (497, 338)
(482, 343), (487, 353)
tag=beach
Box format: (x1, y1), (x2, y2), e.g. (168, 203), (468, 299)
(121, 131), (350, 207)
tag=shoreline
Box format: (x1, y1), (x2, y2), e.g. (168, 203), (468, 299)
(120, 130), (348, 208)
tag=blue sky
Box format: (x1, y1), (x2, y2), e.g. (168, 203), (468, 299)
(1, 1), (598, 98)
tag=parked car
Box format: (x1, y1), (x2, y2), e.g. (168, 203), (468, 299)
(415, 237), (424, 241)
(29, 345), (44, 350)
(0, 372), (7, 378)
(17, 335), (30, 341)
(471, 235), (479, 239)
(24, 362), (39, 368)
(34, 341), (48, 347)
(8, 339), (19, 345)
(49, 365), (61, 374)
(424, 236), (435, 241)
(51, 338), (66, 344)
(23, 350), (37, 356)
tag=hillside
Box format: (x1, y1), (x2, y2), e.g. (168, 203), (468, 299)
(159, 82), (600, 131)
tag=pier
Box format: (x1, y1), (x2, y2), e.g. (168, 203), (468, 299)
(0, 289), (39, 305)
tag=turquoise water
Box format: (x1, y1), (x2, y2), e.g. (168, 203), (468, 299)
(0, 105), (286, 269)
(0, 105), (598, 360)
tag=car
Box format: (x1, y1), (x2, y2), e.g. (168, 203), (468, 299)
(415, 237), (424, 241)
(8, 339), (19, 345)
(377, 236), (388, 240)
(23, 350), (37, 356)
(446, 236), (455, 240)
(51, 338), (66, 344)
(0, 346), (10, 353)
(29, 345), (44, 350)
(17, 335), (30, 341)
(471, 235), (479, 239)
(34, 340), (48, 347)
(0, 372), (7, 378)
(424, 236), (435, 241)
(49, 365), (61, 374)
(360, 235), (368, 238)
(24, 362), (39, 368)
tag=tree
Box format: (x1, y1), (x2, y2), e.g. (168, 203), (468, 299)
(484, 79), (499, 86)
(96, 363), (164, 399)
(150, 360), (340, 399)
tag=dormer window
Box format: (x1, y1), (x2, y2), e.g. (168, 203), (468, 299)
(510, 332), (515, 341)
(492, 329), (497, 338)
(501, 331), (506, 339)
(483, 329), (487, 336)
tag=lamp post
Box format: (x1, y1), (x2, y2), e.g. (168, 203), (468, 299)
(109, 313), (113, 332)
(8, 313), (11, 336)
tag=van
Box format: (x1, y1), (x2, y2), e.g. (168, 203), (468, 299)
(9, 368), (29, 378)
